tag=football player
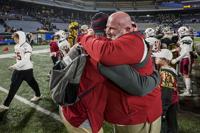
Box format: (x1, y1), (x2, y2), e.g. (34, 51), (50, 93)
(171, 26), (193, 96)
(145, 28), (161, 70)
(54, 30), (70, 58)
(161, 26), (178, 49)
(160, 26), (179, 69)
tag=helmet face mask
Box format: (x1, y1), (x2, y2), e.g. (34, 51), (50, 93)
(155, 25), (164, 35)
(178, 26), (189, 38)
(145, 28), (155, 38)
(54, 30), (66, 41)
(162, 26), (173, 35)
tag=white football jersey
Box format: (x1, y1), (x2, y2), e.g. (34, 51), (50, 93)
(13, 31), (33, 70)
(176, 36), (193, 61)
(145, 37), (160, 52)
(58, 39), (70, 56)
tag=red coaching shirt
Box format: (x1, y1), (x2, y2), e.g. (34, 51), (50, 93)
(81, 32), (162, 125)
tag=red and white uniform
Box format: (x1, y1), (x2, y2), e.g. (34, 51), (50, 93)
(145, 37), (161, 53)
(177, 36), (193, 75)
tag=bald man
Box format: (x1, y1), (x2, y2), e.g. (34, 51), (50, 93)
(80, 11), (162, 133)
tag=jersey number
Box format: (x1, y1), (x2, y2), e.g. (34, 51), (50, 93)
(16, 52), (22, 60)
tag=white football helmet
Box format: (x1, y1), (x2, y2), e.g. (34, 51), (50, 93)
(54, 30), (67, 41)
(162, 26), (173, 34)
(145, 28), (155, 38)
(178, 26), (190, 38)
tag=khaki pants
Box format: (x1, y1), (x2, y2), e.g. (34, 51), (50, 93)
(59, 106), (103, 133)
(114, 117), (161, 133)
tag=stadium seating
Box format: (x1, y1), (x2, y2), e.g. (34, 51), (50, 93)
(95, 2), (115, 10)
(0, 24), (4, 33)
(187, 23), (200, 31)
(134, 1), (156, 9)
(90, 0), (157, 10)
(137, 23), (157, 31)
(52, 22), (68, 30)
(1, 0), (200, 33)
(5, 20), (43, 32)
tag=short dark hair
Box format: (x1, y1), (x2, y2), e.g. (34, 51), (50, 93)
(160, 57), (171, 64)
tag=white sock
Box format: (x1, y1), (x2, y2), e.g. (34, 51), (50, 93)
(184, 78), (191, 92)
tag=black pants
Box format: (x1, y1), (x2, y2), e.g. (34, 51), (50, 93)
(161, 103), (178, 133)
(3, 69), (41, 106)
(51, 56), (58, 65)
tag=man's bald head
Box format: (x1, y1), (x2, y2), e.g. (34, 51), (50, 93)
(109, 12), (132, 29)
(106, 11), (133, 40)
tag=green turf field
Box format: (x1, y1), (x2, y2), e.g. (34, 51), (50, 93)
(0, 45), (200, 133)
(194, 37), (200, 43)
(0, 52), (67, 133)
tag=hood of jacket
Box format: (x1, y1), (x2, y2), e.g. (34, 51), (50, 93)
(15, 31), (26, 45)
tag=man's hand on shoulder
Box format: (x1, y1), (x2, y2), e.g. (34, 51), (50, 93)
(87, 29), (95, 36)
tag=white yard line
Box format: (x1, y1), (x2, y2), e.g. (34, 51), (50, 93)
(0, 86), (62, 123)
(0, 49), (49, 59)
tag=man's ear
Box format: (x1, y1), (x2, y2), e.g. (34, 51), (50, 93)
(125, 26), (133, 33)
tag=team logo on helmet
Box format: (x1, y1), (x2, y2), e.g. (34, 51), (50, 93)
(178, 26), (190, 38)
(162, 26), (173, 34)
(54, 30), (66, 41)
(145, 28), (155, 38)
